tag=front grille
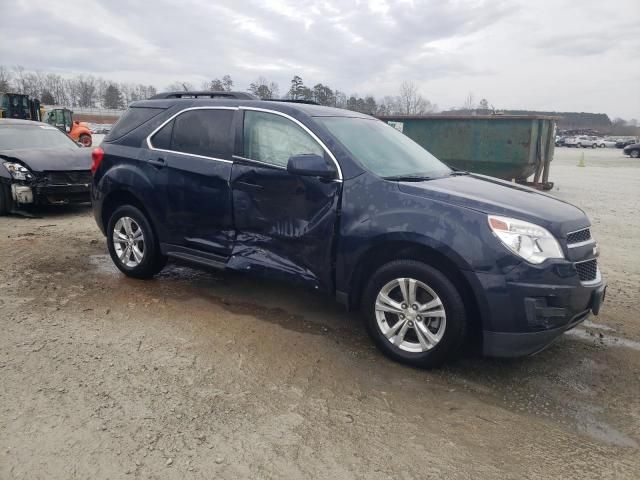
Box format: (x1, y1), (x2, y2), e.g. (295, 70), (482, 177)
(45, 170), (91, 185)
(575, 259), (598, 282)
(567, 228), (591, 245)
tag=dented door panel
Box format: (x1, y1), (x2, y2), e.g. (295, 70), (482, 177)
(229, 162), (340, 290)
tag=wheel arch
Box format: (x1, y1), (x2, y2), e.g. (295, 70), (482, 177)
(346, 239), (485, 344)
(100, 188), (156, 238)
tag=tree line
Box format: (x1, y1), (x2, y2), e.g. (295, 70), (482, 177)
(2, 66), (438, 115)
(0, 66), (156, 110)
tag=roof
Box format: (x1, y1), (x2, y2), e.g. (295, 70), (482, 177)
(130, 97), (373, 119)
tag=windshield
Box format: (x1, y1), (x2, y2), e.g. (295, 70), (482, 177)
(0, 124), (78, 150)
(316, 117), (451, 178)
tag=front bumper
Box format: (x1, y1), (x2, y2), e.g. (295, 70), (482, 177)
(465, 265), (606, 358)
(9, 181), (90, 205)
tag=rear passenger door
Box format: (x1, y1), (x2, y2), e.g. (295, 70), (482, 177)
(147, 107), (237, 258)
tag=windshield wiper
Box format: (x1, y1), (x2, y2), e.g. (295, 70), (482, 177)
(383, 174), (433, 182)
(449, 170), (470, 176)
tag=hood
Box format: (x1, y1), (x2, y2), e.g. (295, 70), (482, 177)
(398, 174), (588, 237)
(0, 147), (91, 172)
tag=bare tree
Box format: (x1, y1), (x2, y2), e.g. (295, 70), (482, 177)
(248, 76), (279, 99)
(462, 92), (476, 111)
(0, 66), (12, 91)
(398, 81), (435, 115)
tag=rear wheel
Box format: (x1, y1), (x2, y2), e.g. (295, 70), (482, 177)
(78, 134), (92, 147)
(0, 182), (15, 216)
(362, 260), (467, 368)
(107, 205), (166, 278)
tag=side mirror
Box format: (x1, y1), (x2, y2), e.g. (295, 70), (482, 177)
(287, 154), (336, 179)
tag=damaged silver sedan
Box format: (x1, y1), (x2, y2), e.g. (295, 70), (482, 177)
(0, 119), (92, 215)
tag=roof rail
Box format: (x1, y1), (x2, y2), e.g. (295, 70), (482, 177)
(150, 91), (257, 100)
(264, 99), (320, 105)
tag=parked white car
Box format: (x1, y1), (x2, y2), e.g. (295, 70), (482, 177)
(565, 136), (599, 148)
(597, 139), (617, 148)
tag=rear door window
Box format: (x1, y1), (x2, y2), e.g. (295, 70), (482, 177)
(170, 109), (234, 158)
(150, 120), (174, 150)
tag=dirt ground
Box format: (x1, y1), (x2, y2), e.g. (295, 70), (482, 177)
(1, 146), (639, 479)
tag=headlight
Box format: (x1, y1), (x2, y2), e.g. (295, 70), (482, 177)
(3, 162), (33, 181)
(488, 215), (564, 264)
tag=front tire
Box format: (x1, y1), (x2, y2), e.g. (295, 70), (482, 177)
(362, 260), (467, 368)
(630, 149), (640, 159)
(106, 205), (166, 278)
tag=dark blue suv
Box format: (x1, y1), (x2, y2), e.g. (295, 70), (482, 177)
(91, 92), (606, 368)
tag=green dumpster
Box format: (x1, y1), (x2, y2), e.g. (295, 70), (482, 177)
(378, 115), (557, 190)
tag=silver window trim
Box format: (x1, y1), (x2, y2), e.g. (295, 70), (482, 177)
(145, 106), (238, 164)
(239, 106), (343, 181)
(232, 155), (286, 170)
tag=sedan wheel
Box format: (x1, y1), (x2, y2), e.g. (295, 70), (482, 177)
(631, 150), (640, 158)
(112, 216), (145, 268)
(375, 278), (446, 352)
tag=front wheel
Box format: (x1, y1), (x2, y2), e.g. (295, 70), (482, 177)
(630, 150), (640, 159)
(362, 260), (467, 368)
(106, 205), (167, 278)
(591, 143), (597, 148)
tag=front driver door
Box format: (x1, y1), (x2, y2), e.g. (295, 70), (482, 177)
(230, 109), (342, 291)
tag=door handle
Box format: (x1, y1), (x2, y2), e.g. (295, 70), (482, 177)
(148, 157), (165, 168)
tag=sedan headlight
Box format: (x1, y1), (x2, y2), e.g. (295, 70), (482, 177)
(3, 162), (33, 181)
(488, 215), (564, 264)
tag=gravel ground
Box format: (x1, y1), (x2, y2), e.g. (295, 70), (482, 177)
(0, 147), (639, 479)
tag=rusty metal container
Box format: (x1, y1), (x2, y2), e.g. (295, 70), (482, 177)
(378, 115), (557, 189)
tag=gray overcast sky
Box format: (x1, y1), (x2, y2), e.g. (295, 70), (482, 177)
(1, 0), (639, 118)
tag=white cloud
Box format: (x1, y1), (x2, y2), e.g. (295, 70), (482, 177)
(0, 0), (638, 118)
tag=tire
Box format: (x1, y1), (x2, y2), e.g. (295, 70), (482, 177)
(362, 259), (467, 368)
(591, 143), (597, 149)
(630, 150), (640, 159)
(78, 134), (92, 147)
(576, 143), (582, 148)
(599, 144), (605, 148)
(0, 182), (15, 216)
(106, 205), (167, 278)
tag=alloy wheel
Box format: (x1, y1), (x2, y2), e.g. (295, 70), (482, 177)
(375, 277), (447, 353)
(112, 216), (145, 268)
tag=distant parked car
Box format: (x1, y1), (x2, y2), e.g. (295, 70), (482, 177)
(0, 119), (91, 214)
(623, 143), (640, 158)
(555, 136), (567, 147)
(616, 139), (638, 149)
(597, 139), (617, 148)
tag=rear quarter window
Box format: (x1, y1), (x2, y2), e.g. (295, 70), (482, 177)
(105, 107), (165, 141)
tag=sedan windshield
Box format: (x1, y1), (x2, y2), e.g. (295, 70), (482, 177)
(0, 124), (78, 150)
(316, 117), (451, 179)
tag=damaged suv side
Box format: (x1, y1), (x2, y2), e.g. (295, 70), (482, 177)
(0, 119), (92, 214)
(91, 94), (606, 368)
